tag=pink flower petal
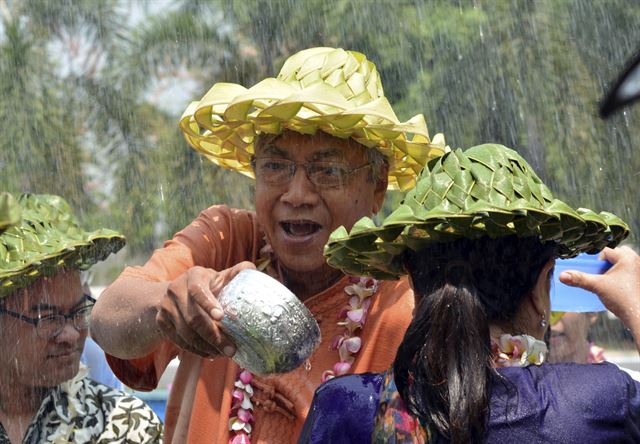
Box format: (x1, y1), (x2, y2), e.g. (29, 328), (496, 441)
(344, 337), (362, 353)
(337, 307), (349, 320)
(334, 361), (352, 375)
(349, 295), (360, 308)
(239, 370), (253, 385)
(330, 335), (344, 351)
(347, 308), (364, 323)
(321, 370), (335, 383)
(237, 408), (254, 423)
(230, 432), (251, 444)
(232, 389), (244, 402)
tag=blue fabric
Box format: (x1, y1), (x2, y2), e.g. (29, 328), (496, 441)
(81, 337), (124, 390)
(299, 373), (384, 444)
(299, 363), (640, 443)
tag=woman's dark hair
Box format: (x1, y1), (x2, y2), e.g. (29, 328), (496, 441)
(393, 235), (556, 443)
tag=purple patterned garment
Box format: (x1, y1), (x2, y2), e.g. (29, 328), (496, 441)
(299, 362), (640, 444)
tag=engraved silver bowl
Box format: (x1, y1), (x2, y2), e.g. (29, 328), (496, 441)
(218, 269), (321, 374)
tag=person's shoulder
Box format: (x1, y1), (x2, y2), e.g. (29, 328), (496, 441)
(489, 364), (640, 441)
(315, 372), (384, 398)
(568, 362), (640, 397)
(368, 277), (414, 326)
(502, 362), (636, 403)
(302, 373), (384, 444)
(616, 364), (640, 382)
(82, 378), (164, 441)
(374, 276), (413, 306)
(198, 204), (255, 220)
(508, 361), (632, 382)
(192, 205), (259, 235)
(84, 377), (148, 404)
(546, 361), (633, 380)
(377, 275), (411, 292)
(312, 372), (384, 413)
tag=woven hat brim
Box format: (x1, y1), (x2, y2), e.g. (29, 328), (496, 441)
(0, 230), (125, 298)
(0, 193), (21, 234)
(325, 145), (630, 280)
(179, 80), (448, 191)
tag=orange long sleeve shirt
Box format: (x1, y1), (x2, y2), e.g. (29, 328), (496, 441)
(106, 205), (414, 443)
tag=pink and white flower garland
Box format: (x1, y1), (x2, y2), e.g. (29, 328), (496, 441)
(322, 277), (379, 381)
(588, 342), (605, 364)
(491, 334), (547, 368)
(228, 369), (254, 444)
(227, 276), (379, 443)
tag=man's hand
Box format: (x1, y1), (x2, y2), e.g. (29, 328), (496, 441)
(156, 261), (256, 358)
(559, 246), (640, 335)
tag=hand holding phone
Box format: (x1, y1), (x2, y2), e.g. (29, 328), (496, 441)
(551, 253), (612, 312)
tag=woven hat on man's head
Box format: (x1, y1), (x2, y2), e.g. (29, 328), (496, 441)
(0, 193), (125, 298)
(325, 144), (629, 280)
(179, 47), (448, 191)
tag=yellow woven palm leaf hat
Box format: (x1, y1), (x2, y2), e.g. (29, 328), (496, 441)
(179, 47), (448, 191)
(325, 144), (629, 280)
(0, 193), (125, 298)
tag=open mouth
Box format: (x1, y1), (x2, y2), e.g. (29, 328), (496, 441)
(281, 220), (322, 237)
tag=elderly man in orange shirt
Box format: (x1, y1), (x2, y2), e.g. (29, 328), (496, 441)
(91, 47), (447, 444)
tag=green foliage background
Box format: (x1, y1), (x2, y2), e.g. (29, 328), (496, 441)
(0, 0), (638, 282)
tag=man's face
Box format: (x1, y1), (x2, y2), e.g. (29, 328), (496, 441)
(254, 130), (386, 276)
(0, 269), (88, 388)
(549, 312), (595, 363)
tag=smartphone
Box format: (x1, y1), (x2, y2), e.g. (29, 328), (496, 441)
(551, 253), (612, 312)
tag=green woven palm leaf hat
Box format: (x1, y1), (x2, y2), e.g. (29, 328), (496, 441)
(0, 193), (21, 234)
(0, 193), (125, 298)
(325, 144), (629, 280)
(179, 46), (448, 191)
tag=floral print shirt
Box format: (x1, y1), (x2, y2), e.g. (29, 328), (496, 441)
(372, 370), (429, 444)
(0, 368), (162, 443)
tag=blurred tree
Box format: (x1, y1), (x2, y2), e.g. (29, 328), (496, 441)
(107, 1), (257, 253)
(0, 1), (90, 212)
(0, 0), (255, 257)
(397, 0), (640, 243)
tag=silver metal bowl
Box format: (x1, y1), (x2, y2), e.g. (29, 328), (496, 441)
(217, 269), (321, 374)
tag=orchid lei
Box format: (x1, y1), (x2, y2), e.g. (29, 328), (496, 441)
(228, 369), (254, 444)
(491, 334), (548, 367)
(323, 276), (379, 381)
(588, 343), (605, 364)
(227, 276), (379, 443)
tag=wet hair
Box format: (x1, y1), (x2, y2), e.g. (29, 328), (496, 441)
(253, 131), (389, 184)
(394, 235), (556, 443)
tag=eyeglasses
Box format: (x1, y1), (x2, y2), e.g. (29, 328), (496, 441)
(0, 294), (96, 340)
(251, 157), (372, 189)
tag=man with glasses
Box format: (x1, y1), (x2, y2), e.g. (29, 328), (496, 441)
(91, 47), (448, 443)
(0, 193), (162, 443)
(0, 295), (95, 339)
